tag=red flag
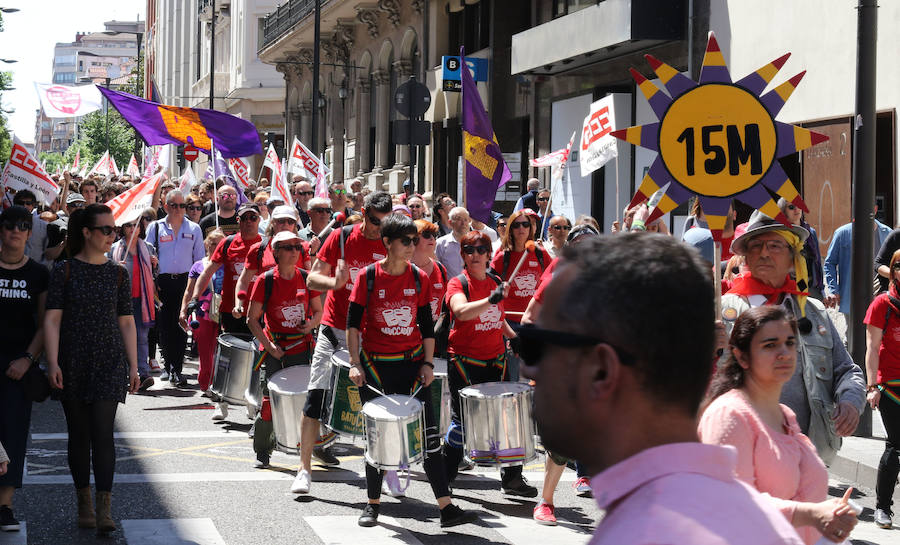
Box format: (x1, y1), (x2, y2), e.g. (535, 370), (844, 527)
(106, 172), (163, 226)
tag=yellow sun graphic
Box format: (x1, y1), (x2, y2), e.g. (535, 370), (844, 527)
(612, 32), (827, 241)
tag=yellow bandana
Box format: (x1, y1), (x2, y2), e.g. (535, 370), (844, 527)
(774, 229), (808, 317)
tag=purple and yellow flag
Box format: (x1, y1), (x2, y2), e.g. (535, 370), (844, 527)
(461, 48), (510, 223)
(98, 88), (262, 159)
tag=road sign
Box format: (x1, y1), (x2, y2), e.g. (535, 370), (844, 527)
(394, 78), (431, 118)
(393, 120), (431, 146)
(441, 56), (488, 92)
(183, 145), (199, 162)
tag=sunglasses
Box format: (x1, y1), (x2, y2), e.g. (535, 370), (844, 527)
(69, 202), (85, 208)
(121, 223), (136, 229)
(366, 213), (382, 226)
(276, 244), (304, 252)
(893, 263), (900, 271)
(511, 220), (531, 229)
(274, 218), (297, 225)
(396, 235), (419, 246)
(89, 225), (116, 236)
(1, 220), (31, 232)
(297, 191), (314, 197)
(221, 194), (238, 200)
(537, 197), (549, 202)
(462, 245), (491, 255)
(168, 202), (188, 209)
(516, 324), (635, 368)
(408, 204), (423, 209)
(239, 214), (260, 222)
(15, 200), (34, 207)
(331, 188), (346, 195)
(497, 222), (507, 228)
(418, 231), (436, 240)
(187, 205), (203, 211)
(551, 225), (572, 231)
(311, 207), (333, 214)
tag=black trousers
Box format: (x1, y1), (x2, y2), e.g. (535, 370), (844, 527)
(877, 393), (900, 511)
(156, 273), (189, 375)
(0, 357), (32, 489)
(360, 356), (449, 501)
(62, 400), (119, 492)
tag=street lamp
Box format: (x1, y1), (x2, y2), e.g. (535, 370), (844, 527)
(0, 59), (17, 64)
(0, 8), (20, 13)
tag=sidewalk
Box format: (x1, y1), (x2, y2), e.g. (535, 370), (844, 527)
(830, 412), (900, 503)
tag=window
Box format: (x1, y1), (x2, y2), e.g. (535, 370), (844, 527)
(449, 0), (491, 54)
(55, 55), (76, 66)
(554, 0), (596, 18)
(257, 18), (266, 51)
(53, 72), (76, 84)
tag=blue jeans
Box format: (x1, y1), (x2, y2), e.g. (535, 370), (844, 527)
(132, 298), (151, 378)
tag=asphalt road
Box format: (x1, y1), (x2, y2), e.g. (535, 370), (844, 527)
(2, 357), (897, 545)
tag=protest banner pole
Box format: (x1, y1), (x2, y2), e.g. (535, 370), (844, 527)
(212, 139), (220, 230)
(614, 152), (620, 224)
(713, 240), (722, 316)
(540, 168), (556, 242)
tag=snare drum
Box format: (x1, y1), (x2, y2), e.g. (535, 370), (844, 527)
(431, 357), (450, 435)
(459, 381), (536, 467)
(323, 350), (366, 437)
(362, 395), (425, 470)
(211, 334), (257, 405)
(267, 365), (311, 455)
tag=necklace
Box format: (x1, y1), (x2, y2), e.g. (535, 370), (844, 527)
(0, 253), (26, 266)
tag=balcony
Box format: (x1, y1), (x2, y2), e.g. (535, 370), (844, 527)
(261, 0), (325, 51)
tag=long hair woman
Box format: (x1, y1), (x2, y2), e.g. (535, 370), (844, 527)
(699, 305), (857, 544)
(44, 203), (139, 535)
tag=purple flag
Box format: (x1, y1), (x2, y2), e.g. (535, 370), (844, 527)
(211, 143), (247, 205)
(98, 87), (262, 159)
(461, 48), (510, 223)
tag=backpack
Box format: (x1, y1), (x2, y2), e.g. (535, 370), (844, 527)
(362, 262), (422, 305)
(882, 294), (900, 333)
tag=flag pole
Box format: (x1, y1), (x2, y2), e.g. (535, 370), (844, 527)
(540, 171), (555, 242)
(614, 152), (620, 225)
(713, 239), (722, 316)
(212, 139), (220, 230)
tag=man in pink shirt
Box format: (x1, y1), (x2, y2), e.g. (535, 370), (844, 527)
(521, 234), (803, 544)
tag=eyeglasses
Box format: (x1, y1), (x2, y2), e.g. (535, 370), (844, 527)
(892, 263), (900, 271)
(1, 220), (31, 232)
(511, 220), (531, 229)
(462, 245), (491, 255)
(221, 194), (238, 200)
(537, 197), (549, 202)
(69, 202), (85, 209)
(366, 213), (382, 226)
(418, 231), (436, 240)
(310, 207), (333, 214)
(787, 204), (797, 211)
(331, 188), (346, 196)
(746, 239), (790, 254)
(89, 225), (116, 236)
(239, 214), (260, 222)
(276, 244), (304, 252)
(408, 204), (423, 209)
(497, 222), (507, 228)
(396, 235), (418, 246)
(168, 202), (188, 209)
(274, 218), (297, 225)
(298, 191), (314, 197)
(516, 324), (635, 368)
(551, 225), (572, 231)
(121, 223), (136, 229)
(15, 200), (34, 207)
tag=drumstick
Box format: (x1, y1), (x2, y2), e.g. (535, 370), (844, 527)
(317, 211), (347, 241)
(406, 382), (424, 404)
(508, 240), (536, 284)
(365, 383), (401, 405)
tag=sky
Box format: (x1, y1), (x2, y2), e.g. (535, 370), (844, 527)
(0, 0), (146, 144)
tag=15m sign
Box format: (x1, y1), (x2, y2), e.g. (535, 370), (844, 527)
(658, 84), (777, 197)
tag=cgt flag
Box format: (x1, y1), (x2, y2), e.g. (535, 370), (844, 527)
(98, 87), (263, 158)
(262, 143), (291, 206)
(87, 151), (111, 178)
(127, 154), (141, 177)
(211, 141), (247, 205)
(34, 83), (102, 118)
(178, 166), (198, 196)
(460, 47), (510, 223)
(228, 157), (251, 188)
(107, 172), (164, 226)
(0, 136), (60, 205)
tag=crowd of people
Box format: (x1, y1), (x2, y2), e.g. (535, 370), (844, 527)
(0, 165), (898, 544)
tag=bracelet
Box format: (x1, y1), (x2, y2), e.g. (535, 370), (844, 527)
(422, 361), (435, 369)
(23, 352), (34, 363)
(631, 218), (647, 231)
(867, 384), (880, 393)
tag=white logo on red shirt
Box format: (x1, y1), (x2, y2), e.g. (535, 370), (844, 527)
(380, 306), (415, 336)
(373, 253), (385, 260)
(475, 305), (504, 332)
(403, 288), (416, 296)
(514, 274), (537, 291)
(280, 303), (306, 327)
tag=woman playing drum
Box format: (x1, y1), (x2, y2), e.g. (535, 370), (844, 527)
(345, 214), (475, 529)
(246, 231), (322, 470)
(442, 231), (536, 497)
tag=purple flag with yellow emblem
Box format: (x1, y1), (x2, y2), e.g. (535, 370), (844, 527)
(98, 87), (262, 159)
(461, 47), (510, 223)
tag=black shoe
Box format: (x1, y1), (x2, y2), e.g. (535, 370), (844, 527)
(358, 504), (380, 527)
(174, 373), (188, 387)
(501, 475), (538, 498)
(312, 446), (340, 467)
(139, 376), (154, 391)
(440, 504), (477, 528)
(0, 506), (20, 532)
(255, 455), (270, 469)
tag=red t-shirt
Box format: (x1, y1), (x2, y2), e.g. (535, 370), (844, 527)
(446, 270), (506, 360)
(348, 262), (431, 354)
(317, 224), (387, 330)
(532, 257), (559, 305)
(211, 233), (262, 314)
(490, 247), (551, 321)
(863, 293), (900, 382)
(425, 261), (448, 323)
(249, 267), (320, 355)
(245, 239), (310, 274)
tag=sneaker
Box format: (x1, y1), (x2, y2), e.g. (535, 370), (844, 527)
(875, 508), (893, 529)
(439, 503), (478, 528)
(173, 372), (188, 387)
(291, 469), (311, 494)
(149, 358), (161, 371)
(502, 475), (538, 498)
(358, 504), (380, 527)
(312, 446), (340, 467)
(139, 376), (154, 391)
(458, 459), (475, 472)
(211, 402), (228, 421)
(573, 477), (593, 497)
(159, 370), (170, 381)
(382, 470), (405, 498)
(0, 506), (20, 532)
(533, 501), (557, 526)
(255, 455), (270, 469)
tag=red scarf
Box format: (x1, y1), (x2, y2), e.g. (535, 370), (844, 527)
(727, 273), (806, 304)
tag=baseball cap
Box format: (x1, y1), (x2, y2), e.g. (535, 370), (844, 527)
(266, 195), (285, 206)
(271, 231), (301, 246)
(237, 203), (260, 217)
(67, 193), (86, 205)
(271, 205), (299, 221)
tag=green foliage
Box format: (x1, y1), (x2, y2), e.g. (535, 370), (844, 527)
(0, 13), (11, 163)
(70, 109), (135, 170)
(38, 151), (65, 173)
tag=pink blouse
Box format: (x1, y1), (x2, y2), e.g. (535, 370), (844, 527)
(698, 389), (828, 545)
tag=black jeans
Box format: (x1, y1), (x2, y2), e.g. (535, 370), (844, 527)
(62, 400), (119, 492)
(360, 356), (448, 501)
(156, 273), (189, 375)
(877, 393), (900, 511)
(0, 357), (32, 489)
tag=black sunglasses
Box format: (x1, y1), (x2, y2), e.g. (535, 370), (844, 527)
(311, 207), (333, 214)
(275, 243), (304, 252)
(537, 197), (549, 202)
(168, 202), (188, 209)
(297, 191), (314, 197)
(418, 231), (436, 240)
(239, 214), (260, 222)
(892, 263), (900, 271)
(2, 220), (31, 232)
(462, 245), (491, 255)
(366, 213), (382, 226)
(497, 222), (507, 228)
(89, 225), (116, 236)
(551, 225), (572, 231)
(187, 205), (203, 211)
(511, 220), (531, 229)
(395, 235), (419, 246)
(69, 202), (85, 209)
(516, 324), (635, 368)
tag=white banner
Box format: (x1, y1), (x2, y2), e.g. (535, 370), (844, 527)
(0, 136), (61, 205)
(107, 172), (163, 226)
(127, 154), (141, 177)
(87, 150), (111, 178)
(34, 83), (103, 118)
(263, 144), (292, 206)
(109, 154), (120, 177)
(228, 157), (251, 188)
(580, 95), (619, 177)
(287, 136), (329, 180)
(179, 167), (198, 196)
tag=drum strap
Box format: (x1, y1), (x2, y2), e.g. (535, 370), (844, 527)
(253, 331), (310, 371)
(450, 353), (507, 385)
(359, 345), (425, 389)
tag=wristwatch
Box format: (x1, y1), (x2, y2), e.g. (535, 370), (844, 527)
(23, 352), (35, 363)
(422, 361), (435, 369)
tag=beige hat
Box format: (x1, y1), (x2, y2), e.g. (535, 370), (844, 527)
(271, 230), (301, 246)
(271, 205), (299, 221)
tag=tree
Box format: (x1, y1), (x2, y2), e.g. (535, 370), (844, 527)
(69, 108), (135, 172)
(0, 14), (12, 162)
(38, 151), (65, 173)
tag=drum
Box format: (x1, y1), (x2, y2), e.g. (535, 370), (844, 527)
(431, 357), (450, 435)
(459, 381), (536, 467)
(323, 350), (366, 437)
(267, 365), (311, 455)
(245, 366), (262, 420)
(362, 395), (425, 470)
(211, 334), (257, 405)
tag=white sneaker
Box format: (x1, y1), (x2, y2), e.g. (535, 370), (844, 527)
(382, 470), (406, 498)
(149, 358), (161, 371)
(211, 402), (228, 421)
(291, 469), (311, 494)
(875, 508), (893, 529)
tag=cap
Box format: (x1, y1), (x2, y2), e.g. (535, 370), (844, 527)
(266, 195), (285, 206)
(271, 205), (299, 221)
(271, 231), (301, 246)
(391, 204), (412, 217)
(67, 193), (86, 204)
(237, 203), (260, 217)
(682, 227), (714, 264)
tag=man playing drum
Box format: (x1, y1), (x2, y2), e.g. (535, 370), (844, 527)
(246, 231), (322, 470)
(346, 214), (476, 529)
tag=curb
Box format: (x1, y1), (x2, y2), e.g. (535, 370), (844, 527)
(830, 436), (900, 503)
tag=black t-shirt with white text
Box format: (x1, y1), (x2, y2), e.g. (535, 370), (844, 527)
(0, 258), (49, 356)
